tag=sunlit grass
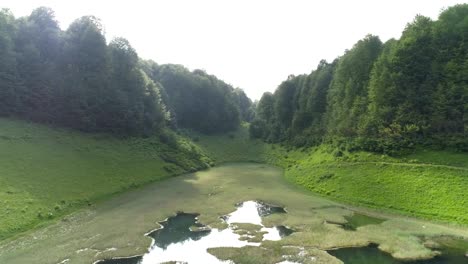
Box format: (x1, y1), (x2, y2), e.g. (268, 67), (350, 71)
(195, 127), (468, 225)
(0, 118), (209, 240)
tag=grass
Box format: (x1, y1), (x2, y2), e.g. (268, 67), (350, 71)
(191, 123), (294, 168)
(0, 118), (210, 240)
(199, 127), (468, 225)
(194, 126), (468, 225)
(2, 163), (467, 264)
(208, 245), (339, 264)
(1, 118), (468, 263)
(231, 223), (266, 243)
(406, 148), (468, 167)
(180, 128), (468, 261)
(281, 146), (468, 225)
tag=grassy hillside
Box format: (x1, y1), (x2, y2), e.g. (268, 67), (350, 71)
(195, 126), (468, 225)
(1, 119), (467, 241)
(0, 118), (210, 240)
(189, 123), (289, 166)
(284, 146), (468, 224)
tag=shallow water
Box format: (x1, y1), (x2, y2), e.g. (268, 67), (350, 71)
(97, 201), (292, 264)
(326, 212), (386, 231)
(342, 213), (386, 230)
(2, 163), (468, 264)
(329, 242), (468, 264)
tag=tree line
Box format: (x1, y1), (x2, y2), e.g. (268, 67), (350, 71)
(0, 7), (252, 136)
(251, 4), (468, 153)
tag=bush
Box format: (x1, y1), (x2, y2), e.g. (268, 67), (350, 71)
(249, 119), (265, 139)
(159, 130), (178, 148)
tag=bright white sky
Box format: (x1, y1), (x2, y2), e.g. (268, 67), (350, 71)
(2, 0), (467, 100)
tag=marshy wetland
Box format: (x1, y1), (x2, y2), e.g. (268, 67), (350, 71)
(0, 163), (467, 264)
(97, 201), (293, 264)
(2, 3), (468, 264)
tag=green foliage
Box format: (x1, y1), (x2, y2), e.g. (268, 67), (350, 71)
(0, 9), (168, 136)
(0, 7), (250, 136)
(250, 92), (278, 141)
(251, 4), (468, 152)
(286, 157), (468, 224)
(327, 35), (383, 136)
(233, 88), (255, 122)
(0, 9), (21, 115)
(196, 125), (468, 225)
(141, 62), (250, 134)
(0, 118), (211, 240)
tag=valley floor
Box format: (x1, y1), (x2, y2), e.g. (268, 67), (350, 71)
(0, 118), (210, 241)
(195, 126), (468, 225)
(0, 163), (467, 264)
(0, 119), (467, 263)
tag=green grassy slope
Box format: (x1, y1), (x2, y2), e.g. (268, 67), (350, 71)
(190, 123), (289, 166)
(0, 118), (210, 240)
(1, 119), (467, 241)
(195, 127), (468, 225)
(285, 146), (468, 224)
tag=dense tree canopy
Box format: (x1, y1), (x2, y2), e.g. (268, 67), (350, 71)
(0, 9), (19, 115)
(326, 35), (383, 136)
(0, 7), (251, 136)
(141, 62), (252, 133)
(251, 4), (468, 152)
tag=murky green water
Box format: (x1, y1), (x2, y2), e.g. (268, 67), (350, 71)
(329, 240), (468, 264)
(328, 214), (468, 263)
(97, 201), (292, 264)
(149, 213), (211, 250)
(342, 213), (386, 230)
(1, 163), (468, 264)
(327, 212), (386, 231)
(96, 256), (142, 264)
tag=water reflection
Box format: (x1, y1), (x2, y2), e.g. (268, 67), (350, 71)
(327, 212), (386, 231)
(277, 225), (294, 237)
(96, 256), (142, 264)
(96, 201), (291, 264)
(342, 213), (386, 231)
(148, 213), (210, 249)
(329, 241), (468, 264)
(226, 201), (292, 242)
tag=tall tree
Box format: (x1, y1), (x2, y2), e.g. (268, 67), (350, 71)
(145, 64), (242, 133)
(60, 16), (110, 131)
(292, 60), (336, 138)
(431, 5), (468, 135)
(326, 35), (383, 136)
(0, 9), (20, 115)
(250, 92), (281, 141)
(390, 16), (435, 133)
(14, 7), (61, 121)
(105, 37), (166, 135)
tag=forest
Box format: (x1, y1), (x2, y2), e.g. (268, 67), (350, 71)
(251, 4), (468, 154)
(2, 5), (467, 154)
(1, 4), (468, 264)
(0, 7), (253, 136)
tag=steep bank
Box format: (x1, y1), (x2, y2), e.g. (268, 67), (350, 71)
(0, 118), (210, 240)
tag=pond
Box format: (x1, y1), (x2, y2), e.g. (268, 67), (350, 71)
(96, 201), (293, 264)
(1, 163), (467, 264)
(326, 212), (386, 231)
(329, 239), (468, 264)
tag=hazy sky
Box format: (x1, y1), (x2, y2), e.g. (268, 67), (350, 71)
(2, 0), (467, 100)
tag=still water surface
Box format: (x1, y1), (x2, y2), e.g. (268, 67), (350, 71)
(97, 201), (292, 264)
(329, 241), (468, 264)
